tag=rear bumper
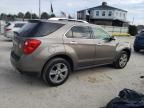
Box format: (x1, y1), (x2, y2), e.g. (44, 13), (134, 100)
(10, 51), (45, 75)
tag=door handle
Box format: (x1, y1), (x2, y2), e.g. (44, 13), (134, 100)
(70, 41), (77, 44)
(96, 43), (102, 46)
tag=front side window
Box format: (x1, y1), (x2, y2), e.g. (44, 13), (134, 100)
(66, 26), (91, 39)
(92, 27), (110, 40)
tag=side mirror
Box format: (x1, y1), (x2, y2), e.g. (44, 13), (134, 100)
(105, 36), (116, 42)
(110, 36), (116, 41)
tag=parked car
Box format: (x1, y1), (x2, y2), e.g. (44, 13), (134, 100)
(11, 20), (131, 86)
(49, 17), (88, 23)
(134, 32), (144, 52)
(4, 21), (27, 39)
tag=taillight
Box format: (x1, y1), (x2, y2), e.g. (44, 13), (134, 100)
(5, 28), (11, 31)
(23, 39), (41, 55)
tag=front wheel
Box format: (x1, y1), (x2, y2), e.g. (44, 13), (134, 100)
(134, 47), (140, 52)
(113, 51), (129, 69)
(42, 58), (71, 86)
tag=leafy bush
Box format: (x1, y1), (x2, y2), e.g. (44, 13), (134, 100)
(128, 25), (138, 36)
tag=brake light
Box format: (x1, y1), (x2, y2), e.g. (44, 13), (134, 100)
(5, 28), (11, 31)
(23, 39), (41, 55)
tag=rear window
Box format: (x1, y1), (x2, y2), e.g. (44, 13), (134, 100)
(14, 23), (25, 28)
(17, 21), (64, 37)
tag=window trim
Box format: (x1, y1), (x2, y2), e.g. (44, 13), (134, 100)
(64, 25), (93, 39)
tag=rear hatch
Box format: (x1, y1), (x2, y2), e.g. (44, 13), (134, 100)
(12, 20), (64, 58)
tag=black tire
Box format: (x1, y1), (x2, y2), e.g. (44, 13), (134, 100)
(113, 51), (129, 69)
(42, 58), (71, 86)
(134, 47), (140, 52)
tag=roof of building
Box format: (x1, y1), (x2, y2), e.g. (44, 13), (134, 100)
(77, 2), (127, 12)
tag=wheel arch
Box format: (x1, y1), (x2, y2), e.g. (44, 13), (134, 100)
(121, 48), (131, 61)
(41, 54), (74, 76)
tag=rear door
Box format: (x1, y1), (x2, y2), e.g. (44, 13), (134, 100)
(91, 27), (118, 65)
(63, 26), (96, 67)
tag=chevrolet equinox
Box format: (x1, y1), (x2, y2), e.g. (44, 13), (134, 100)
(11, 20), (131, 86)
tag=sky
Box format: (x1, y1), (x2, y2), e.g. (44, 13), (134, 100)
(0, 0), (144, 25)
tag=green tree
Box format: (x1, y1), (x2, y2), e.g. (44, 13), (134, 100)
(41, 12), (50, 19)
(32, 13), (38, 19)
(18, 12), (24, 18)
(7, 14), (15, 21)
(50, 13), (56, 18)
(0, 13), (7, 20)
(128, 25), (138, 36)
(24, 12), (31, 19)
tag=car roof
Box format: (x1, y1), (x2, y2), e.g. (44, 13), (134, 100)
(28, 19), (101, 28)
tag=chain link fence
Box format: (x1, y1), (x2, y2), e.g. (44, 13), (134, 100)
(100, 25), (129, 36)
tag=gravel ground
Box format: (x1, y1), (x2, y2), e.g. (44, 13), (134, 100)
(0, 35), (144, 108)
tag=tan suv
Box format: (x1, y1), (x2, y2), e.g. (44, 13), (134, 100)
(11, 20), (131, 86)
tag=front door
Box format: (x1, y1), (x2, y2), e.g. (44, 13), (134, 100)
(91, 27), (118, 65)
(63, 26), (96, 67)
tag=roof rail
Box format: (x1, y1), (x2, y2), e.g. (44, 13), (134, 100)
(48, 18), (88, 23)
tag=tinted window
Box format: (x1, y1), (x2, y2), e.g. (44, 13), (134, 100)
(139, 32), (144, 36)
(92, 27), (110, 40)
(17, 22), (64, 37)
(14, 23), (25, 28)
(66, 26), (91, 39)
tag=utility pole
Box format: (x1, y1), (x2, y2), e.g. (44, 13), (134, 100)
(39, 0), (41, 19)
(132, 17), (135, 25)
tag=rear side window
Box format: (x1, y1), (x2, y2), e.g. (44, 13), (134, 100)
(17, 22), (64, 37)
(14, 23), (25, 28)
(66, 26), (91, 39)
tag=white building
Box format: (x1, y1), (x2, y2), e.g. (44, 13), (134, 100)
(77, 2), (128, 27)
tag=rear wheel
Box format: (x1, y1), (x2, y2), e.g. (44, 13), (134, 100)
(42, 58), (71, 86)
(113, 51), (129, 69)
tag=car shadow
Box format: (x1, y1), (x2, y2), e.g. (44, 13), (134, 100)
(0, 66), (49, 88)
(71, 65), (115, 78)
(2, 65), (114, 88)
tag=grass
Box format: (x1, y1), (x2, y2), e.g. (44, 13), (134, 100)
(111, 33), (130, 36)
